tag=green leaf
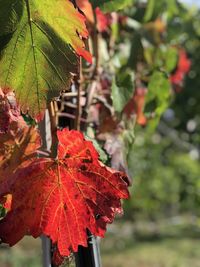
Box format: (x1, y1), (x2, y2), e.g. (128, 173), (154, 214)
(90, 0), (133, 12)
(165, 47), (178, 72)
(128, 33), (144, 70)
(0, 0), (91, 118)
(0, 0), (23, 36)
(167, 0), (179, 18)
(146, 71), (171, 128)
(111, 71), (135, 113)
(0, 204), (6, 219)
(85, 126), (108, 163)
(147, 71), (170, 103)
(144, 0), (155, 22)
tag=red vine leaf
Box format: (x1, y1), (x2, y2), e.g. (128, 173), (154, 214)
(170, 49), (191, 87)
(52, 248), (65, 267)
(77, 0), (112, 32)
(0, 88), (41, 181)
(0, 129), (129, 256)
(0, 126), (41, 181)
(95, 7), (112, 32)
(124, 88), (147, 126)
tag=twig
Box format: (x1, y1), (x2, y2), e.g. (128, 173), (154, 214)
(62, 92), (85, 97)
(48, 101), (58, 158)
(57, 112), (87, 123)
(75, 58), (83, 130)
(94, 95), (115, 116)
(91, 8), (99, 79)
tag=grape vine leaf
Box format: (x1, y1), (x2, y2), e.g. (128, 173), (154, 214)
(0, 126), (41, 181)
(0, 88), (41, 179)
(77, 0), (112, 33)
(0, 0), (23, 36)
(0, 129), (129, 256)
(0, 0), (91, 119)
(124, 88), (147, 126)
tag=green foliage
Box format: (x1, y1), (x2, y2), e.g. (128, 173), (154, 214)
(85, 127), (108, 163)
(90, 0), (133, 12)
(127, 32), (143, 70)
(0, 204), (6, 218)
(126, 129), (200, 220)
(143, 0), (178, 22)
(111, 71), (134, 113)
(146, 71), (170, 128)
(143, 0), (156, 22)
(164, 47), (178, 72)
(120, 1), (200, 223)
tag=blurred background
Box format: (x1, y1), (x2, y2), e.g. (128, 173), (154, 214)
(0, 0), (200, 266)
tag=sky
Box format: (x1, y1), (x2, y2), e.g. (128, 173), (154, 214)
(180, 0), (200, 7)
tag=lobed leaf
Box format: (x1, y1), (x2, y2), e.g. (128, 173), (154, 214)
(0, 129), (129, 256)
(0, 0), (91, 119)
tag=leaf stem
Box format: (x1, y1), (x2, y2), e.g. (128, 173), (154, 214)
(48, 102), (58, 158)
(75, 58), (83, 131)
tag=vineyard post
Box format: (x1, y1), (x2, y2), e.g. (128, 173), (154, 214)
(38, 110), (53, 267)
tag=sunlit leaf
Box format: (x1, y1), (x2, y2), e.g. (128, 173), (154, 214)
(0, 129), (129, 257)
(0, 0), (91, 119)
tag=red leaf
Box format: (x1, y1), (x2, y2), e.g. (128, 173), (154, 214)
(76, 0), (95, 24)
(0, 129), (129, 256)
(76, 0), (112, 33)
(0, 88), (41, 181)
(170, 49), (191, 86)
(0, 126), (41, 180)
(52, 248), (65, 267)
(124, 88), (147, 126)
(95, 8), (112, 32)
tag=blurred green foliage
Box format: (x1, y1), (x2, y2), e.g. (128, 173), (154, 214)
(126, 133), (200, 220)
(123, 0), (200, 221)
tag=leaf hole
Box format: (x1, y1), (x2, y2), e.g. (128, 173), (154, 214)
(95, 214), (101, 220)
(80, 165), (87, 171)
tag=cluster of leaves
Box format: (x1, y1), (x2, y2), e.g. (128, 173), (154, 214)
(76, 0), (191, 176)
(0, 0), (193, 265)
(0, 0), (130, 264)
(0, 88), (129, 263)
(124, 2), (200, 221)
(126, 132), (200, 220)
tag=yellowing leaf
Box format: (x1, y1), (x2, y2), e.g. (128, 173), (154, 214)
(0, 0), (91, 118)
